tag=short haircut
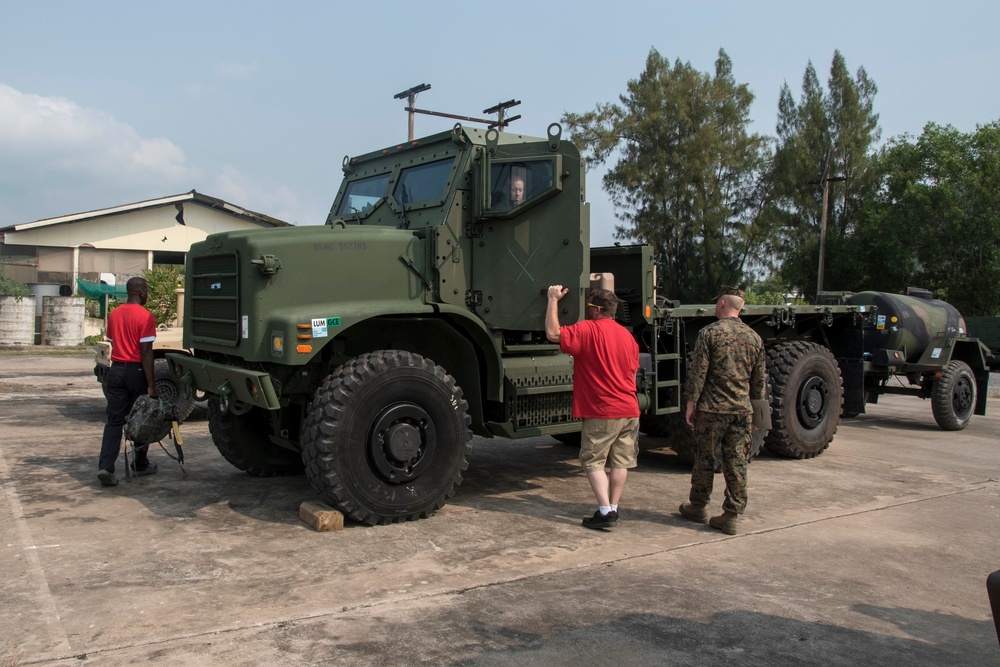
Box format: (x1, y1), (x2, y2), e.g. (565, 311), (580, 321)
(126, 276), (148, 295)
(588, 288), (619, 315)
(721, 294), (745, 311)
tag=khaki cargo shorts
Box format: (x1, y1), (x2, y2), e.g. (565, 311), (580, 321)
(579, 417), (640, 471)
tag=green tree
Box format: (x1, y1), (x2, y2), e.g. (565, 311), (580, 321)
(855, 121), (1000, 316)
(562, 48), (770, 303)
(0, 260), (30, 297)
(143, 265), (183, 327)
(765, 51), (881, 298)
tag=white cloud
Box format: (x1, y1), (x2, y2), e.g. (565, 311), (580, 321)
(0, 83), (199, 221)
(211, 165), (303, 224)
(0, 83), (319, 227)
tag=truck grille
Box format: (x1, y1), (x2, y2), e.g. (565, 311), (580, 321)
(190, 252), (240, 345)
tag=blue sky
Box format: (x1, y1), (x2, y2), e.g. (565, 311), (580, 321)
(2, 1), (997, 246)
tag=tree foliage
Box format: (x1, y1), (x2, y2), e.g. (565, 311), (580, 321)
(851, 121), (1000, 316)
(765, 51), (881, 297)
(0, 260), (30, 297)
(143, 265), (183, 327)
(562, 48), (769, 303)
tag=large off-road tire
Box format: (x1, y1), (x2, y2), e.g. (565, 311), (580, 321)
(154, 358), (196, 422)
(764, 341), (843, 459)
(207, 401), (305, 477)
(931, 360), (976, 431)
(300, 350), (472, 526)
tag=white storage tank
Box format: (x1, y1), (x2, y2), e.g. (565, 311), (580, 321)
(42, 296), (86, 346)
(0, 295), (37, 345)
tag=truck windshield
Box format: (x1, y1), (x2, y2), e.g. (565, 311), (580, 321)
(394, 158), (455, 206)
(337, 173), (391, 216)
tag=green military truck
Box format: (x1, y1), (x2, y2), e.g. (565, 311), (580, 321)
(166, 123), (994, 525)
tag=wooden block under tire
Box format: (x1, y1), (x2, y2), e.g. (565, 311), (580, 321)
(299, 501), (344, 532)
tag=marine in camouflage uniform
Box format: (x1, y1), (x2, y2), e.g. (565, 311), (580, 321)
(680, 287), (766, 534)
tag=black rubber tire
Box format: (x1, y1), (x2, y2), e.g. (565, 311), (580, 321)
(764, 341), (843, 459)
(154, 358), (196, 422)
(300, 350), (472, 526)
(207, 400), (305, 477)
(931, 360), (976, 431)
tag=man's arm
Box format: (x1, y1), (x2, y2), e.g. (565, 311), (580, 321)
(545, 285), (568, 343)
(140, 341), (158, 398)
(683, 331), (711, 428)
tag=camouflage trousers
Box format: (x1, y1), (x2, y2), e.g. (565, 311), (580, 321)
(689, 411), (752, 515)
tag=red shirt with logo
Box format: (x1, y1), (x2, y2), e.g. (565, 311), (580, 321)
(107, 303), (157, 363)
(559, 317), (639, 419)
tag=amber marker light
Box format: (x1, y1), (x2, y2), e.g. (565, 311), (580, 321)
(297, 344), (313, 354)
(645, 305), (651, 318)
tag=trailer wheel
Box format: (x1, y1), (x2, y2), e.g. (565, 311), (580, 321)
(208, 401), (305, 477)
(154, 358), (196, 422)
(765, 341), (843, 459)
(301, 350), (472, 525)
(931, 360), (976, 431)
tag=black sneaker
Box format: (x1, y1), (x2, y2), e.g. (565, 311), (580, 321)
(131, 461), (158, 477)
(582, 510), (617, 530)
(97, 470), (119, 487)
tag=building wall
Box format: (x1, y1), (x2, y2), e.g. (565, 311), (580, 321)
(1, 202), (283, 288)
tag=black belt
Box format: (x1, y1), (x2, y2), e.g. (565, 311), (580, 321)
(113, 361), (143, 368)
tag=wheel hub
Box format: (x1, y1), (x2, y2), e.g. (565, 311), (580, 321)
(797, 374), (829, 429)
(368, 402), (437, 484)
(953, 378), (973, 413)
(155, 378), (180, 405)
(385, 422), (421, 461)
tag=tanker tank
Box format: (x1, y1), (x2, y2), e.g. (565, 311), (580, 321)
(845, 291), (966, 363)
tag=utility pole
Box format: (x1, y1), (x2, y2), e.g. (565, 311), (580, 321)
(809, 149), (846, 295)
(482, 100), (521, 132)
(394, 83), (432, 141)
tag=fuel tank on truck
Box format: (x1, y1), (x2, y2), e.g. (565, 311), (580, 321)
(845, 291), (967, 362)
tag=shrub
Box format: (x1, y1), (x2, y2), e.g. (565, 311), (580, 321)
(143, 266), (183, 327)
(0, 260), (30, 297)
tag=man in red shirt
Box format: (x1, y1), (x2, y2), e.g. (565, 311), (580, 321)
(546, 285), (640, 529)
(97, 276), (159, 487)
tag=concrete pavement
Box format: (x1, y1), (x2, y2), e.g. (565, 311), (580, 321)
(1, 354), (997, 665)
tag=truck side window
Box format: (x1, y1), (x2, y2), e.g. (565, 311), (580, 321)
(337, 173), (391, 216)
(488, 160), (555, 212)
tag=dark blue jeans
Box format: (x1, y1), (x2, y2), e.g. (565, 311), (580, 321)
(98, 363), (150, 473)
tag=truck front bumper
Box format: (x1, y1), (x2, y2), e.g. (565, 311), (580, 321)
(165, 353), (281, 410)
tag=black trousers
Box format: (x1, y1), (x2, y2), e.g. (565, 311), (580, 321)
(98, 363), (150, 473)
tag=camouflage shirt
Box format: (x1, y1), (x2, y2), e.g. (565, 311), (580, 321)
(684, 317), (766, 414)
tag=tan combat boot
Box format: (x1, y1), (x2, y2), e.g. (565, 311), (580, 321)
(678, 503), (709, 524)
(709, 511), (739, 535)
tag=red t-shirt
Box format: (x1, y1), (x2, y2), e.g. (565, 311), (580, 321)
(559, 318), (640, 419)
(107, 303), (157, 363)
